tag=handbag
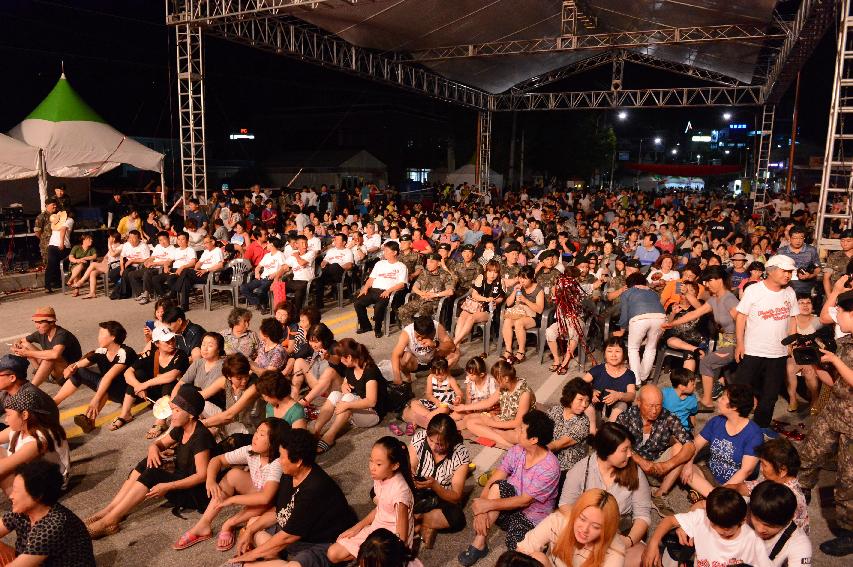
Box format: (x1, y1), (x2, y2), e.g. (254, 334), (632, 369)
(461, 295), (483, 314)
(270, 279), (286, 308)
(412, 436), (441, 514)
(504, 303), (533, 320)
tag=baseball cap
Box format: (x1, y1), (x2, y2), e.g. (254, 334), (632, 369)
(438, 243), (451, 251)
(731, 252), (747, 261)
(461, 244), (475, 252)
(399, 233), (412, 242)
(0, 354), (28, 379)
(503, 241), (522, 253)
(765, 255), (797, 271)
(152, 327), (177, 343)
(31, 306), (56, 322)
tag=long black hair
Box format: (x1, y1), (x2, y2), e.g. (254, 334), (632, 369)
(373, 436), (415, 494)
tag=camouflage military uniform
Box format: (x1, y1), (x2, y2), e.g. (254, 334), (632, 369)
(452, 260), (482, 293)
(33, 211), (52, 264)
(498, 258), (521, 282)
(399, 251), (423, 285)
(825, 250), (853, 286)
(535, 267), (561, 307)
(603, 272), (627, 320)
(397, 268), (455, 326)
(798, 335), (853, 532)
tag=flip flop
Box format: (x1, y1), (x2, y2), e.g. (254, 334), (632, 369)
(109, 416), (133, 431)
(173, 530), (212, 550)
(216, 530), (235, 552)
(316, 439), (334, 454)
(388, 423), (404, 436)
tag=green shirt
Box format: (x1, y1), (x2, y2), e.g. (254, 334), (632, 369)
(69, 245), (96, 261)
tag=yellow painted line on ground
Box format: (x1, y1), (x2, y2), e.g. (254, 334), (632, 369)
(319, 311), (357, 325)
(66, 401), (149, 439)
(59, 403), (92, 422)
(329, 322), (357, 335)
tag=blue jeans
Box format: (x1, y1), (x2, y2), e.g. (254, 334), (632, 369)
(240, 278), (272, 306)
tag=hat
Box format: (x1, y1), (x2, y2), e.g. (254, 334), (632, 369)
(400, 233), (412, 242)
(152, 327), (176, 343)
(31, 307), (56, 322)
(0, 355), (28, 379)
(3, 388), (53, 415)
(172, 384), (205, 418)
(626, 258), (642, 269)
(765, 255), (797, 271)
(841, 229), (853, 239)
(438, 243), (451, 251)
(461, 244), (475, 252)
(503, 241), (522, 253)
(425, 253), (441, 261)
(730, 252), (747, 261)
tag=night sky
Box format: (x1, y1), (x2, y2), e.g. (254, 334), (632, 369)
(0, 0), (838, 186)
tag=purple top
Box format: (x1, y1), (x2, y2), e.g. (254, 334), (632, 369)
(255, 343), (287, 371)
(499, 445), (560, 524)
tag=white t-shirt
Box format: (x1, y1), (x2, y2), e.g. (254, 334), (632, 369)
(324, 246), (354, 267)
(363, 233), (382, 253)
(675, 509), (773, 567)
(150, 244), (174, 263)
(285, 250), (316, 281)
(306, 236), (322, 253)
(48, 218), (74, 248)
(170, 246), (197, 270)
(120, 241), (150, 262)
(9, 431), (71, 489)
(258, 251), (286, 279)
(369, 260), (408, 290)
(224, 445), (283, 492)
(737, 281), (799, 358)
(197, 246), (225, 270)
(763, 524), (811, 567)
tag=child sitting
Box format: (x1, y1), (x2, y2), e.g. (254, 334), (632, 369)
(582, 338), (636, 434)
(450, 357), (498, 424)
(400, 359), (463, 432)
(643, 486), (773, 567)
(661, 369), (699, 433)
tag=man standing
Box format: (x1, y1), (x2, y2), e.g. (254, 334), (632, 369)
(777, 225), (820, 297)
(33, 198), (55, 266)
(11, 307), (82, 387)
(354, 241), (408, 338)
(734, 255), (798, 437)
(824, 228), (853, 295)
(44, 202), (73, 293)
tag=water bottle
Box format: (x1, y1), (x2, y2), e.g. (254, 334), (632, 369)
(488, 298), (495, 313)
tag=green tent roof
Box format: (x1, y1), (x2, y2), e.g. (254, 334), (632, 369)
(25, 74), (106, 123)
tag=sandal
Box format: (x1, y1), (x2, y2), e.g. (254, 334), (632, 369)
(146, 423), (168, 439)
(388, 423), (404, 436)
(557, 363), (570, 375)
(71, 288), (80, 297)
(173, 530), (212, 550)
(514, 351), (526, 364)
(316, 439), (334, 454)
(88, 522), (121, 540)
(501, 351), (514, 362)
(74, 414), (96, 433)
(109, 416), (133, 431)
(216, 530), (236, 552)
(405, 422), (416, 436)
(548, 363), (561, 372)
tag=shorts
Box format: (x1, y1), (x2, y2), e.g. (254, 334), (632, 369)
(282, 541), (333, 567)
(545, 321), (578, 343)
(71, 367), (127, 404)
(436, 498), (467, 532)
(494, 480), (536, 550)
(699, 345), (734, 378)
(326, 391), (380, 428)
(133, 459), (209, 511)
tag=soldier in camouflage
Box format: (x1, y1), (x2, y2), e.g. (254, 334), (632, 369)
(437, 242), (458, 276)
(452, 244), (482, 294)
(397, 253), (456, 327)
(398, 233), (423, 288)
(534, 249), (561, 307)
(33, 198), (58, 265)
(803, 284), (853, 556)
(823, 228), (853, 295)
(498, 240), (523, 291)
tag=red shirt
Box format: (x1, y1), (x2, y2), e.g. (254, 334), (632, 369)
(244, 240), (266, 267)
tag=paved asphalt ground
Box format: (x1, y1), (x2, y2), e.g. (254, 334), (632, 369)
(0, 288), (842, 566)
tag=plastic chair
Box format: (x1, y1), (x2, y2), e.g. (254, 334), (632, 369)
(336, 268), (352, 308)
(209, 259), (252, 310)
(650, 345), (688, 384)
(182, 272), (213, 311)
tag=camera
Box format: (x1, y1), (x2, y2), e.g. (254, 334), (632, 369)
(781, 331), (836, 365)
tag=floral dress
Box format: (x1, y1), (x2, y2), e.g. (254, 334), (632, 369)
(497, 379), (535, 422)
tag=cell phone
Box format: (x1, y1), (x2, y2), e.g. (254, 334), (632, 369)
(145, 320), (155, 331)
(414, 475), (427, 482)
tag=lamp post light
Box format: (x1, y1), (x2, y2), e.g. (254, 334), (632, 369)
(618, 111), (628, 121)
(723, 112), (732, 121)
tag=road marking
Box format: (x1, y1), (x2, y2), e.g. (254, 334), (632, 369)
(0, 333), (26, 343)
(66, 401), (149, 439)
(60, 403), (91, 422)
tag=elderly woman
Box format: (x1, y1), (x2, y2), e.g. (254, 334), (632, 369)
(500, 266), (545, 364)
(221, 307), (260, 360)
(407, 414), (471, 549)
(559, 422), (651, 567)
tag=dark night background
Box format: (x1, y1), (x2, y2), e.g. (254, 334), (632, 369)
(0, 0), (838, 190)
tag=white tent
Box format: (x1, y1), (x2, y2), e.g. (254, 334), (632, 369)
(0, 133), (40, 181)
(444, 163), (504, 190)
(7, 74), (165, 208)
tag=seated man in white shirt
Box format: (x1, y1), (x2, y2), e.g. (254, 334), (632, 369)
(303, 224), (322, 254)
(151, 232), (197, 302)
(280, 235), (316, 312)
(749, 481), (812, 567)
(127, 231), (174, 303)
(171, 235), (224, 311)
(313, 233), (354, 308)
(239, 237), (286, 310)
(109, 230), (150, 300)
(354, 241), (408, 338)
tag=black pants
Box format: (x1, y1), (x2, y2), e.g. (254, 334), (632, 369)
(126, 267), (149, 297)
(45, 245), (69, 290)
(71, 367), (127, 404)
(110, 265), (139, 299)
(732, 354), (787, 428)
(143, 269), (170, 296)
(288, 280), (308, 313)
(314, 264), (346, 306)
(172, 271), (207, 309)
(354, 288), (391, 330)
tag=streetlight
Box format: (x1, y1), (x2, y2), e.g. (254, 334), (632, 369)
(654, 137), (662, 145)
(724, 150), (731, 155)
(723, 112), (732, 121)
(671, 148), (678, 155)
(618, 111), (628, 120)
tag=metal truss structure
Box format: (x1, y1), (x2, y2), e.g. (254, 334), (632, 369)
(475, 112), (492, 195)
(175, 23), (208, 204)
(752, 105), (776, 209)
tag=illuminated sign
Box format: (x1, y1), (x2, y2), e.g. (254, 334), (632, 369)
(729, 123), (748, 130)
(229, 130), (255, 140)
(691, 135), (712, 142)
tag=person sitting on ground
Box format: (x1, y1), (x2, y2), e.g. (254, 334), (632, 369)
(0, 460), (95, 566)
(494, 550), (542, 567)
(327, 437), (415, 564)
(406, 414), (471, 549)
(559, 422), (652, 567)
(255, 371), (306, 429)
(0, 355), (60, 427)
(11, 306), (82, 388)
(660, 369), (699, 433)
(250, 317), (287, 375)
(229, 428), (358, 565)
(221, 307), (260, 360)
(500, 266), (545, 365)
(459, 359), (534, 449)
(163, 307), (206, 362)
(173, 418), (288, 553)
(86, 384), (215, 539)
(517, 488), (625, 567)
(582, 338), (636, 433)
(172, 332), (224, 404)
(65, 233), (97, 296)
(748, 481), (812, 567)
(390, 316), (460, 385)
(457, 410), (559, 566)
(313, 338), (388, 454)
(0, 389), (71, 494)
(729, 438), (809, 533)
(113, 327), (190, 438)
(281, 306), (320, 379)
(355, 528), (424, 567)
(141, 297), (176, 354)
(400, 358), (463, 433)
(680, 383), (762, 501)
(449, 356), (498, 425)
(642, 486), (772, 567)
(547, 378), (593, 489)
(292, 323), (346, 408)
(616, 384), (696, 514)
(55, 321), (137, 433)
(199, 353), (265, 449)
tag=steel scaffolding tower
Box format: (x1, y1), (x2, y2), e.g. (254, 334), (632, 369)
(475, 111), (492, 196)
(175, 23), (208, 204)
(816, 0), (853, 248)
(752, 105), (776, 209)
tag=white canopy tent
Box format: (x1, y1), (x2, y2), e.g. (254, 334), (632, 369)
(0, 133), (40, 181)
(6, 74), (165, 209)
(444, 164), (504, 190)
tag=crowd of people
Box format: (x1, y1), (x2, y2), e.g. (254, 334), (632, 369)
(1, 179), (851, 566)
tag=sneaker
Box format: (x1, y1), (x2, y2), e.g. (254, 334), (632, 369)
(651, 494), (674, 517)
(820, 531), (853, 556)
(711, 380), (724, 399)
(136, 292), (148, 301)
(457, 545), (489, 566)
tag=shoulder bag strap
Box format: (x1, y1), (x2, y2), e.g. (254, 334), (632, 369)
(582, 455), (592, 492)
(768, 522), (797, 560)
